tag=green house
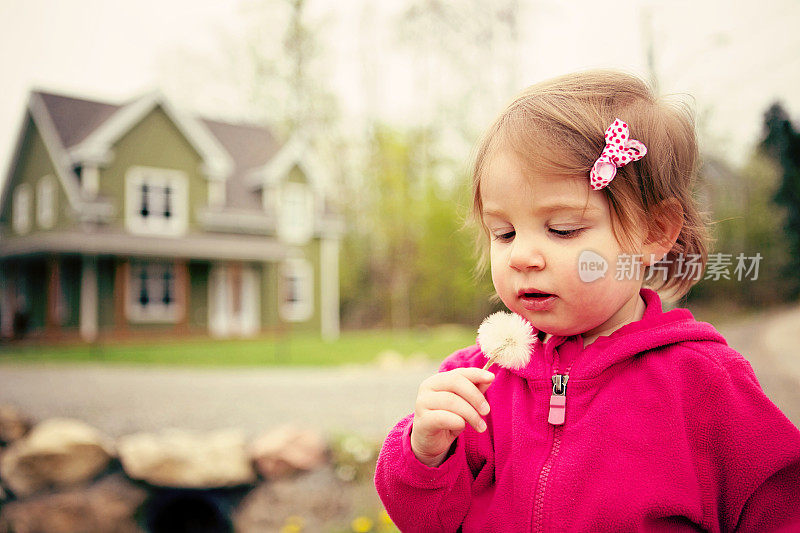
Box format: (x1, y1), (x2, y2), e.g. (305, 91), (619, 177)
(0, 90), (341, 342)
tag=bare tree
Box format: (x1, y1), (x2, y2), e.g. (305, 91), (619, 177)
(396, 0), (523, 148)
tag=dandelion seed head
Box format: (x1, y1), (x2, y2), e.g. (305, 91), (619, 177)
(477, 311), (537, 370)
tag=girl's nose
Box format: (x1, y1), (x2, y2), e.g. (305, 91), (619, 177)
(508, 236), (545, 271)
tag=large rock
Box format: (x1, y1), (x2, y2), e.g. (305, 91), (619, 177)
(117, 428), (256, 488)
(0, 418), (114, 497)
(233, 466), (348, 532)
(250, 425), (327, 479)
(0, 473), (147, 533)
(0, 404), (31, 445)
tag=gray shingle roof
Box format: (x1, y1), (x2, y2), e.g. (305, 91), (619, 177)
(36, 91), (120, 149)
(201, 118), (280, 211)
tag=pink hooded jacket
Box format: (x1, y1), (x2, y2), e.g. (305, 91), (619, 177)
(375, 289), (800, 532)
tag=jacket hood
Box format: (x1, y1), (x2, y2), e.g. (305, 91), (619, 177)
(510, 288), (728, 381)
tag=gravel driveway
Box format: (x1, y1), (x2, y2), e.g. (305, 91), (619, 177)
(1, 305), (799, 440)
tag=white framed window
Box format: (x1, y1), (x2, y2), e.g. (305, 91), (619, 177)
(127, 261), (180, 323)
(280, 257), (313, 322)
(125, 167), (188, 236)
(276, 182), (314, 245)
(12, 184), (31, 234)
(208, 179), (226, 208)
(36, 176), (56, 229)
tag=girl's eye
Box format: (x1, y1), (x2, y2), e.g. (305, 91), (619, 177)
(493, 230), (516, 242)
(549, 227), (585, 238)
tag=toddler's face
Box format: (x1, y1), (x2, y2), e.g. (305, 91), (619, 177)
(480, 148), (652, 341)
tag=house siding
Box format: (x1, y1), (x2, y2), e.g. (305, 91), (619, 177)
(1, 115), (72, 232)
(288, 164), (306, 184)
(99, 107), (208, 232)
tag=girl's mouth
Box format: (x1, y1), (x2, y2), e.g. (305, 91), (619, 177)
(519, 291), (557, 311)
(523, 292), (552, 299)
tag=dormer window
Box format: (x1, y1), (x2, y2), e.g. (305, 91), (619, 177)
(208, 179), (226, 208)
(277, 182), (314, 245)
(36, 176), (56, 229)
(12, 184), (31, 234)
(125, 167), (187, 236)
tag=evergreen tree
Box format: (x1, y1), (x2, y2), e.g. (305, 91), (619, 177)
(760, 103), (800, 298)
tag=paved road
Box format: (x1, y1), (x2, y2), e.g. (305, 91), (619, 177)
(0, 362), (439, 441)
(725, 304), (800, 426)
(1, 306), (799, 441)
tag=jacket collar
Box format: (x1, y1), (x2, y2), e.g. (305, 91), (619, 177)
(508, 288), (726, 381)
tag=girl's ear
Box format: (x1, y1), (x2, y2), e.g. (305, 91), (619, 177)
(642, 199), (683, 265)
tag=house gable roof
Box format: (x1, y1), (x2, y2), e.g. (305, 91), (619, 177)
(246, 134), (327, 194)
(0, 92), (119, 226)
(37, 91), (120, 149)
(202, 118), (281, 211)
(68, 91), (234, 179)
(24, 94), (88, 212)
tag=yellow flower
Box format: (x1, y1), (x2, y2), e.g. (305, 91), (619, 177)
(351, 515), (374, 532)
(379, 509), (393, 526)
(280, 515), (306, 533)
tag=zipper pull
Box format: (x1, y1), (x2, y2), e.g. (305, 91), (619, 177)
(548, 374), (568, 426)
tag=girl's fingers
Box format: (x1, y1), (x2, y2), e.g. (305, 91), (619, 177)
(450, 367), (496, 385)
(424, 409), (468, 434)
(421, 390), (488, 433)
(428, 368), (494, 417)
(477, 381), (493, 395)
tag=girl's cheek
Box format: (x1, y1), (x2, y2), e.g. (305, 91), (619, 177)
(490, 262), (503, 290)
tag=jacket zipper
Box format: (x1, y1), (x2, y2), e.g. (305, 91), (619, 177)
(548, 374), (569, 425)
(532, 369), (571, 533)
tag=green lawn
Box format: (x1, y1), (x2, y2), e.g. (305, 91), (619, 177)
(0, 325), (478, 367)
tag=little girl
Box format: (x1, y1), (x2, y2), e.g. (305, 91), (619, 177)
(374, 70), (800, 532)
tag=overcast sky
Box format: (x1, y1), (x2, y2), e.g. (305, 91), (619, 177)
(2, 0), (799, 185)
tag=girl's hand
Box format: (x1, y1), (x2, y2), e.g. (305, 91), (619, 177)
(410, 367), (495, 467)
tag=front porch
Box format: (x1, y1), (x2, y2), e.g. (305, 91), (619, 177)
(0, 255), (282, 342)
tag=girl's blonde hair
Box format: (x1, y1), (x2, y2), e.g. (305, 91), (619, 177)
(471, 69), (710, 300)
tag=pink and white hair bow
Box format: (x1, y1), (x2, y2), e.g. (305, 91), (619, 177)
(589, 118), (647, 190)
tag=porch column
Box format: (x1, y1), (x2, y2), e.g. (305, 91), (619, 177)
(114, 258), (129, 335)
(175, 259), (189, 333)
(230, 262), (244, 336)
(209, 262), (229, 337)
(320, 237), (340, 340)
(80, 256), (98, 342)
